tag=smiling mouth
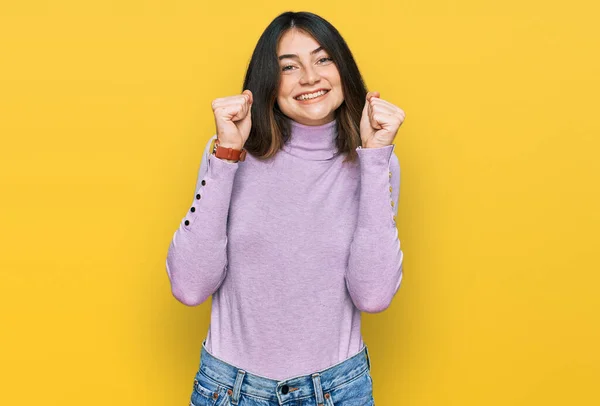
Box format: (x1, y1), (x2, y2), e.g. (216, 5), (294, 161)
(294, 89), (330, 102)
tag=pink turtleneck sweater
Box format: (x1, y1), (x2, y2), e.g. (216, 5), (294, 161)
(165, 118), (403, 380)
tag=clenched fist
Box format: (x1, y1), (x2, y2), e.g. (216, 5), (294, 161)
(211, 89), (253, 149)
(360, 91), (406, 149)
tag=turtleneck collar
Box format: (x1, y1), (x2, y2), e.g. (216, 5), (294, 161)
(282, 118), (339, 161)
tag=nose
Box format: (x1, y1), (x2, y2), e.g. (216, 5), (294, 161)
(299, 64), (320, 85)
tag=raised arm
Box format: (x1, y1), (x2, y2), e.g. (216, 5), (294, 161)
(345, 144), (404, 313)
(165, 135), (240, 306)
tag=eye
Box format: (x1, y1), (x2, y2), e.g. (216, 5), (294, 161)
(281, 57), (333, 72)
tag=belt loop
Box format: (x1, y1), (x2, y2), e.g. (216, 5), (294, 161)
(311, 372), (325, 406)
(230, 369), (246, 405)
(364, 344), (372, 371)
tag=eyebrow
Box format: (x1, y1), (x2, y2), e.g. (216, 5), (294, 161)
(278, 46), (324, 60)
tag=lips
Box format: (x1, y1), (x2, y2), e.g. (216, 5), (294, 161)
(294, 89), (330, 99)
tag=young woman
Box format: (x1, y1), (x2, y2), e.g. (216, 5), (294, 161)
(166, 10), (406, 406)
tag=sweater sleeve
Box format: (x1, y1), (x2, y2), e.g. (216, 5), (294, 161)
(165, 135), (240, 306)
(345, 144), (404, 313)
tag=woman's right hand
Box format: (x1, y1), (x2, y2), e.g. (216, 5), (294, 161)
(211, 90), (253, 149)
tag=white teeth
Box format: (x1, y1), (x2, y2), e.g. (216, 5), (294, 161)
(295, 90), (328, 100)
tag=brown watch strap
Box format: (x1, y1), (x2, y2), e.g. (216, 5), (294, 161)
(210, 138), (246, 162)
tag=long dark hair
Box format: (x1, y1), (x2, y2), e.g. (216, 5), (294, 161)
(241, 11), (368, 163)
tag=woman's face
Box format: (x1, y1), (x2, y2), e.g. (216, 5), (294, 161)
(276, 29), (344, 126)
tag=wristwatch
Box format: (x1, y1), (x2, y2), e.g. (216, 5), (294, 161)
(210, 138), (247, 162)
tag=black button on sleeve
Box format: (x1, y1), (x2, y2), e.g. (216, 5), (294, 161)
(184, 220), (189, 226)
(201, 180), (206, 186)
(190, 207), (195, 212)
(196, 193), (201, 200)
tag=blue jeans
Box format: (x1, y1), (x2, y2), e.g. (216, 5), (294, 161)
(189, 339), (375, 406)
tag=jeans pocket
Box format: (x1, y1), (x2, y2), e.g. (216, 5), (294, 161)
(325, 368), (373, 406)
(190, 369), (228, 406)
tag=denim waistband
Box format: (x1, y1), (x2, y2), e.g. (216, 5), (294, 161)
(199, 339), (372, 404)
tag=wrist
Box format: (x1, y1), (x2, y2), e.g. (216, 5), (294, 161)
(212, 150), (240, 163)
(218, 142), (244, 150)
(211, 138), (246, 162)
(362, 142), (391, 149)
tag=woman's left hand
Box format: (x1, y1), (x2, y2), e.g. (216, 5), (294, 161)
(359, 91), (406, 148)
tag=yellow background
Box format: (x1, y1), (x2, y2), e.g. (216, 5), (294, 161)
(1, 1), (599, 405)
